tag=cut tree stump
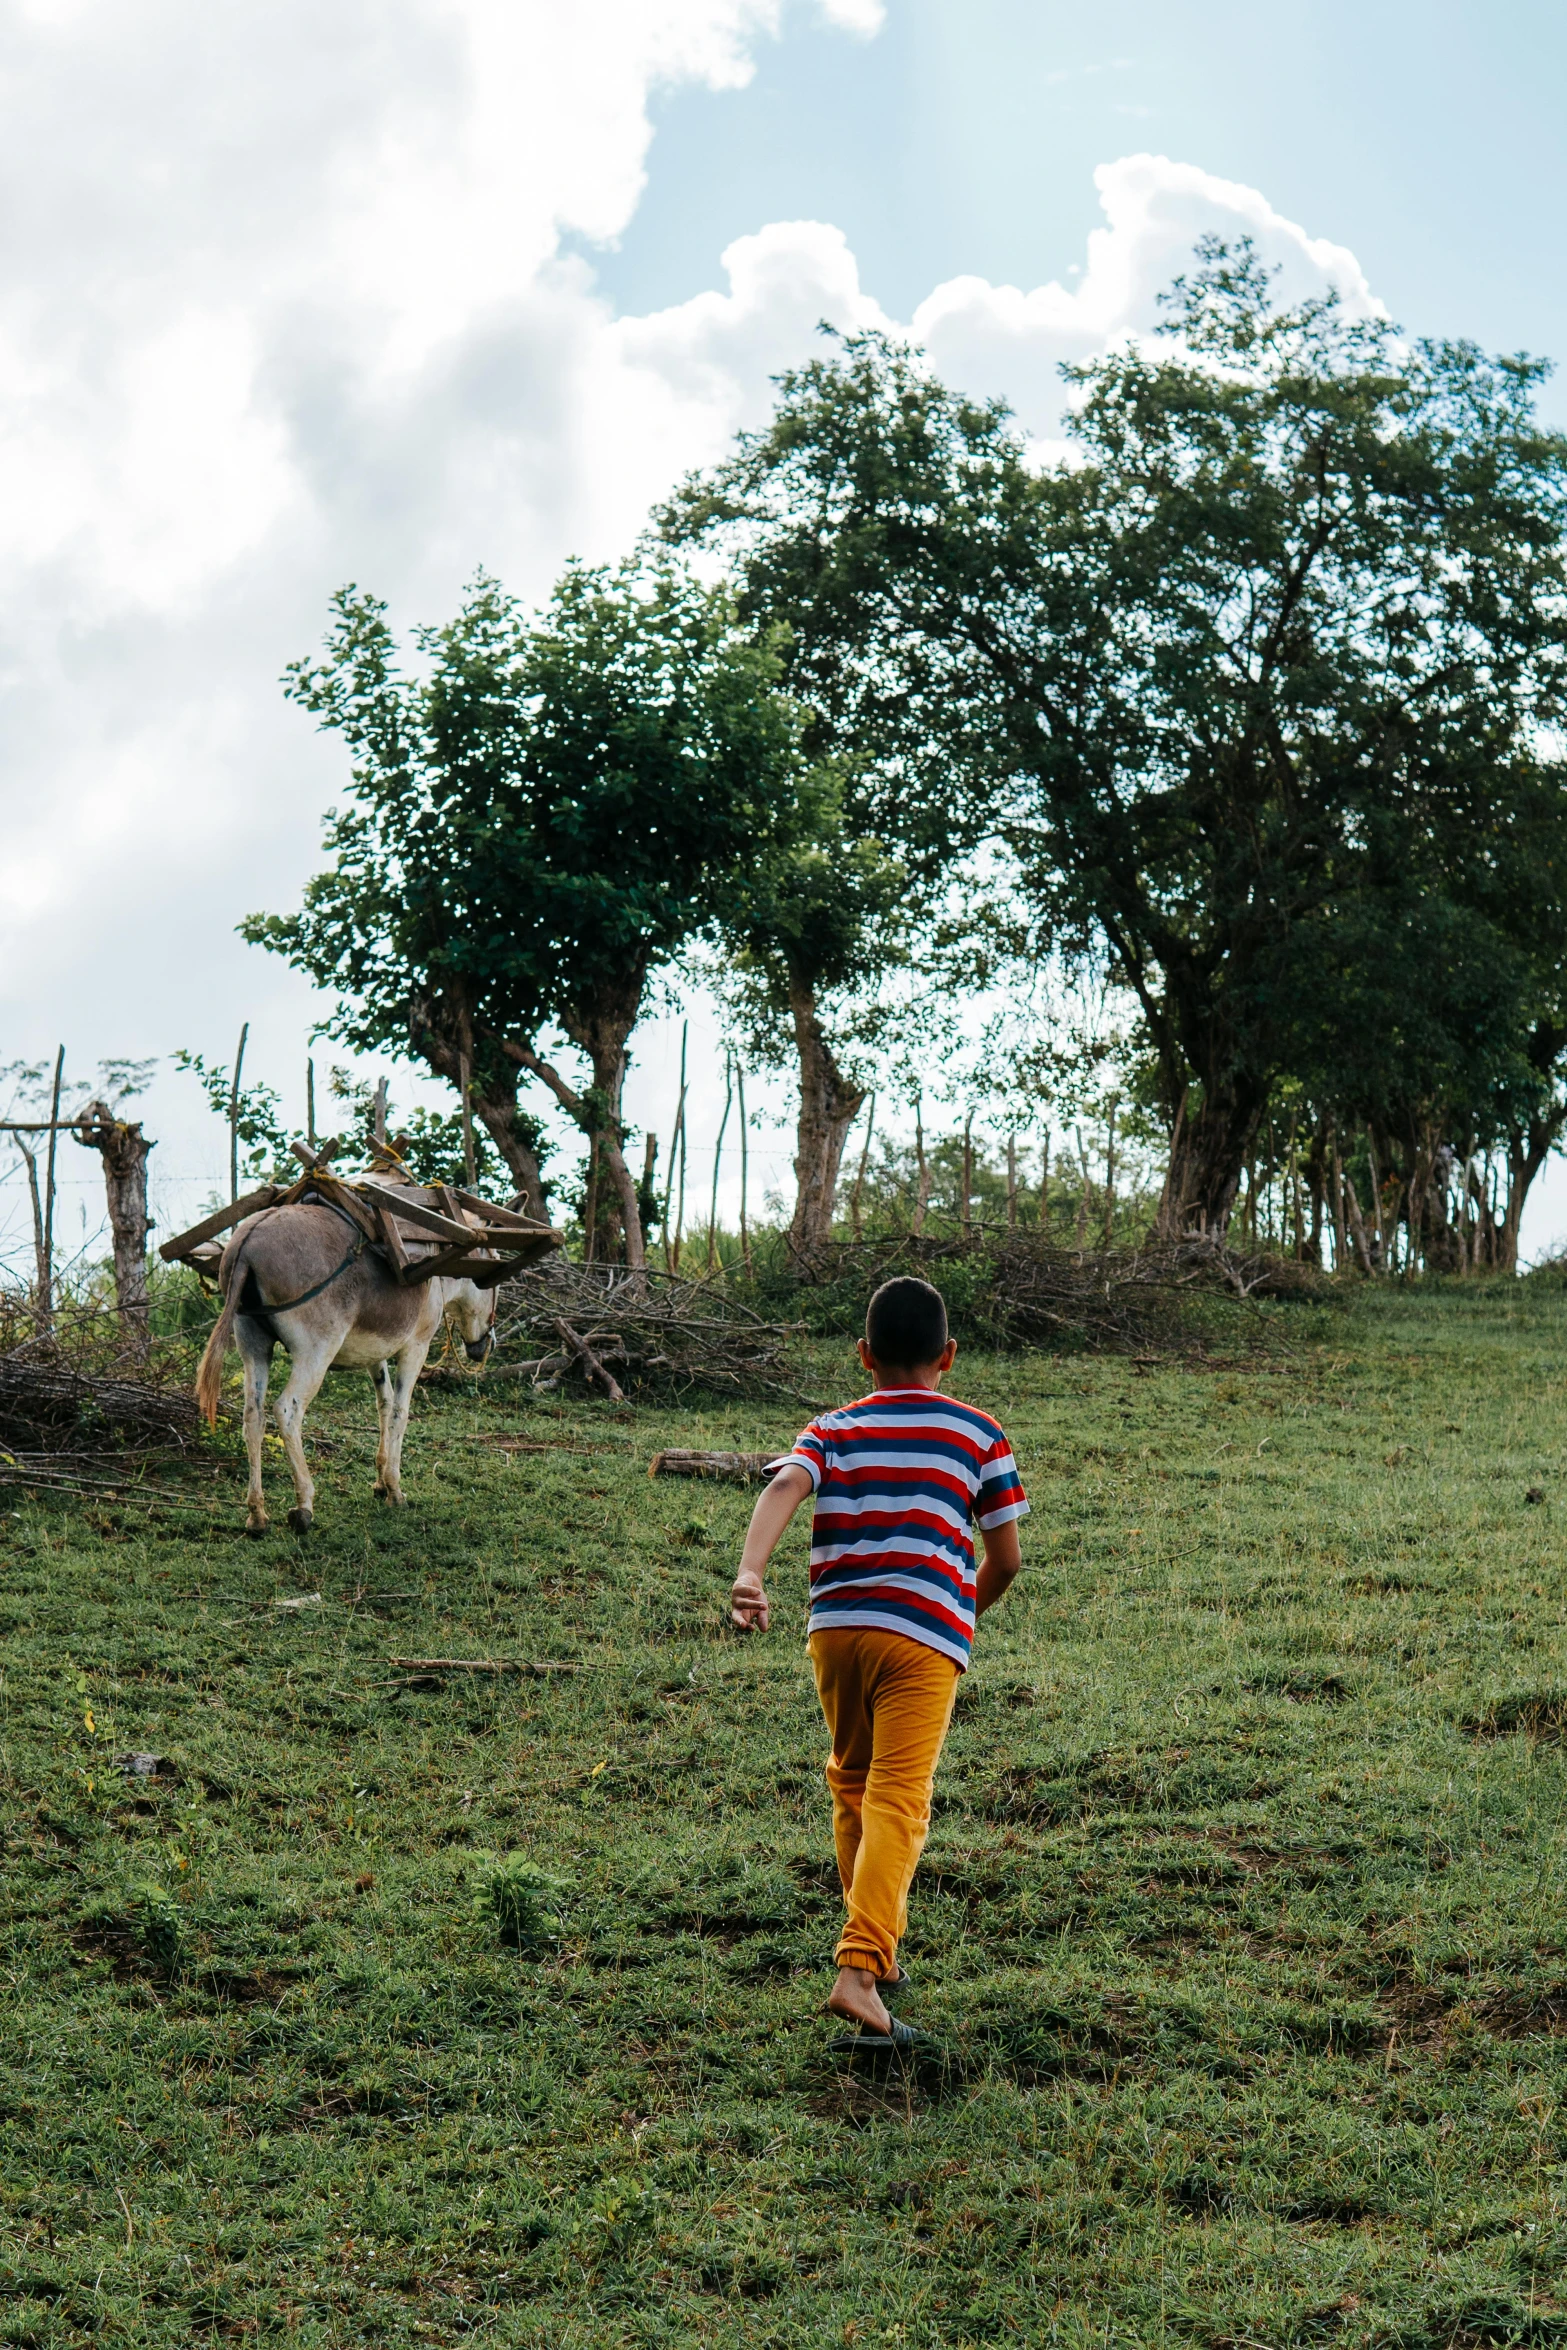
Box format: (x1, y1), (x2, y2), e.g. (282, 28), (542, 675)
(73, 1102), (156, 1353)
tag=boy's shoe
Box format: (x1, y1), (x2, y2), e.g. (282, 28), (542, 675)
(828, 2017), (925, 2058)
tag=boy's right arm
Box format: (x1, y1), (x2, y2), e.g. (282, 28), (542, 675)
(974, 1520), (1022, 1617)
(729, 1463), (814, 1632)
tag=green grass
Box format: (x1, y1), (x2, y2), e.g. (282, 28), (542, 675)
(7, 1283), (1567, 2345)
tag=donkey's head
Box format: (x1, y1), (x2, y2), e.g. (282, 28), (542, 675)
(444, 1275), (498, 1363)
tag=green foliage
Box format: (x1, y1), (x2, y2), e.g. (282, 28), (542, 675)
(323, 1065), (547, 1194)
(126, 1879), (181, 1972)
(174, 1049), (292, 1180)
(396, 1105), (501, 1190)
(710, 759), (911, 1070)
(472, 1853), (568, 1953)
(668, 241), (1567, 1227)
(243, 561), (800, 1163)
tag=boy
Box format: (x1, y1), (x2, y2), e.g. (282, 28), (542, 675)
(729, 1276), (1028, 2045)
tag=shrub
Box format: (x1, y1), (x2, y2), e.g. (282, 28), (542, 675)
(473, 1855), (567, 1953)
(127, 1881), (182, 1973)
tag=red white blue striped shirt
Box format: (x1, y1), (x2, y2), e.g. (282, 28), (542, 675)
(777, 1389), (1029, 1670)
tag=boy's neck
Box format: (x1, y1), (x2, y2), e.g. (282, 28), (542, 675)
(868, 1366), (945, 1393)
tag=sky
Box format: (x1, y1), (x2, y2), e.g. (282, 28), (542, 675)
(3, 0), (1567, 1264)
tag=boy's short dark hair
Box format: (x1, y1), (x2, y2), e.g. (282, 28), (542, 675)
(866, 1276), (949, 1368)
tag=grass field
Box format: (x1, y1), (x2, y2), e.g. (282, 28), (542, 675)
(8, 1281), (1567, 2346)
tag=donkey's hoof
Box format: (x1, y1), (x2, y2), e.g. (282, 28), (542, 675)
(245, 1521), (269, 1541)
(287, 1507), (314, 1536)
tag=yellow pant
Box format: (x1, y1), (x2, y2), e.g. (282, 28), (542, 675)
(808, 1626), (960, 1981)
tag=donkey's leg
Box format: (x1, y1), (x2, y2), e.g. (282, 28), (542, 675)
(370, 1359), (395, 1497)
(272, 1336), (336, 1535)
(237, 1323), (275, 1537)
(379, 1337), (434, 1508)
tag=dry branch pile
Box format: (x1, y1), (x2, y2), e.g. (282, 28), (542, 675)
(989, 1235), (1326, 1350)
(484, 1258), (800, 1399)
(781, 1227), (1330, 1356)
(0, 1296), (201, 1490)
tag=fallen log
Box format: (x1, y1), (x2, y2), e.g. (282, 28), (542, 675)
(648, 1449), (778, 1482)
(387, 1656), (586, 1676)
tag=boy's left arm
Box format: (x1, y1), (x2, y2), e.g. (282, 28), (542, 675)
(974, 1431), (1028, 1617)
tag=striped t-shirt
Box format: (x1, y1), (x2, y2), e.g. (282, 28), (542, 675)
(776, 1389), (1029, 1670)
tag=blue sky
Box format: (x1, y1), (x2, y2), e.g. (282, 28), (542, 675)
(2, 0), (1564, 1260)
(604, 0), (1567, 409)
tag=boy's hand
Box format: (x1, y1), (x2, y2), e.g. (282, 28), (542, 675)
(729, 1571), (770, 1632)
(729, 1459), (810, 1633)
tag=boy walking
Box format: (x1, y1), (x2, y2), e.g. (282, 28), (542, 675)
(730, 1276), (1028, 2045)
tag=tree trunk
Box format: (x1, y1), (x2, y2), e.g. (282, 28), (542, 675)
(408, 989), (549, 1218)
(787, 974), (865, 1260)
(912, 1096), (930, 1235)
(560, 1004), (643, 1268)
(1342, 1168), (1374, 1275)
(1303, 1121), (1326, 1267)
(74, 1103), (155, 1354)
(1498, 1113), (1565, 1273)
(18, 1140), (49, 1328)
(1329, 1125), (1347, 1271)
(1467, 1162), (1500, 1269)
(496, 974), (648, 1270)
(1159, 1078), (1265, 1239)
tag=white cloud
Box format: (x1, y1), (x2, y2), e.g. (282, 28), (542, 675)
(914, 152), (1383, 439)
(814, 0), (885, 31)
(0, 2), (1392, 1258)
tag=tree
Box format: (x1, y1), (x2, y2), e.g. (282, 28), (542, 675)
(245, 561), (795, 1264)
(709, 762), (908, 1257)
(1283, 753), (1567, 1272)
(665, 246), (1567, 1237)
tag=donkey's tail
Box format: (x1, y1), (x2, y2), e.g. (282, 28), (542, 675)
(195, 1263), (244, 1429)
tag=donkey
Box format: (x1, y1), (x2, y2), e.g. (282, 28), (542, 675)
(195, 1197), (498, 1535)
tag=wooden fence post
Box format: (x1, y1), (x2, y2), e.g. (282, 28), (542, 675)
(458, 1047), (476, 1189)
(662, 1022), (688, 1275)
(850, 1090), (875, 1242)
(708, 1059), (734, 1271)
(1074, 1125), (1089, 1253)
(913, 1095), (930, 1235)
(737, 1062), (752, 1276)
(39, 1046), (64, 1329)
(228, 1025), (248, 1205)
